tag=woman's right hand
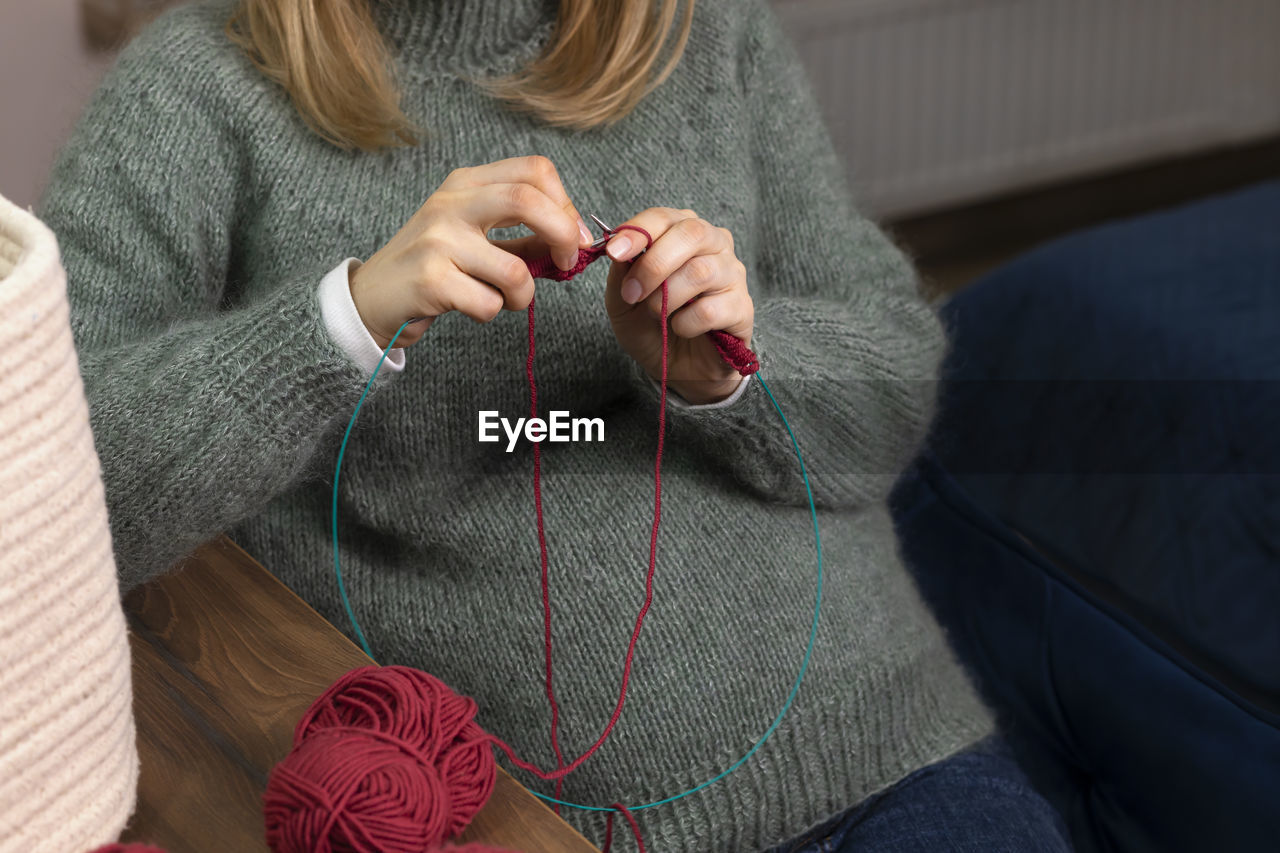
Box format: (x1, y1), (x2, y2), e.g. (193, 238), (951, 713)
(349, 155), (593, 349)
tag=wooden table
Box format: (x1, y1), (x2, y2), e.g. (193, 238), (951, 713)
(121, 536), (598, 852)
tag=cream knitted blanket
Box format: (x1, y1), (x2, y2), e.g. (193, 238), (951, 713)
(0, 192), (138, 852)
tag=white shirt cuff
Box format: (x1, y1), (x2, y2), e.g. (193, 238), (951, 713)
(650, 372), (753, 410)
(319, 257), (406, 377)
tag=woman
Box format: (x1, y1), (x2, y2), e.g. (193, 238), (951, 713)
(37, 0), (1071, 849)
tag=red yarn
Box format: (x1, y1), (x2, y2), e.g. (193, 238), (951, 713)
(525, 226), (757, 788)
(602, 802), (648, 853)
(517, 222), (670, 853)
(709, 329), (759, 375)
(525, 295), (568, 811)
(264, 666), (497, 853)
(264, 666), (648, 852)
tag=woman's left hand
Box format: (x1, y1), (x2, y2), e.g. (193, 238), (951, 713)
(603, 208), (754, 404)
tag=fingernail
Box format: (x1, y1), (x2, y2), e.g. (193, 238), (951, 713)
(622, 277), (642, 304)
(578, 219), (592, 244)
(608, 235), (633, 260)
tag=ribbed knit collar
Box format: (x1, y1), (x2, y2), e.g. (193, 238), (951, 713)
(373, 0), (560, 77)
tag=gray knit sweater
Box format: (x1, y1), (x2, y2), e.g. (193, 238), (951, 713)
(37, 0), (993, 849)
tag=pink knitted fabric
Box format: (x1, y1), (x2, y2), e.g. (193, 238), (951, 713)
(0, 192), (139, 852)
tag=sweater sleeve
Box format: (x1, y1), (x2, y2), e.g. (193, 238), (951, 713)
(632, 0), (946, 510)
(35, 9), (385, 590)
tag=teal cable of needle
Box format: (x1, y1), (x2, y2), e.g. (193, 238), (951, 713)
(332, 317), (824, 814)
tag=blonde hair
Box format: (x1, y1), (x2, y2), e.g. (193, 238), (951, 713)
(226, 0), (696, 151)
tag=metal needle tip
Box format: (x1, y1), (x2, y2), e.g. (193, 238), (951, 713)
(587, 213), (614, 248)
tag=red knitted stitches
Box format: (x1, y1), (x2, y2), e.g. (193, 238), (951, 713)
(524, 243), (611, 282)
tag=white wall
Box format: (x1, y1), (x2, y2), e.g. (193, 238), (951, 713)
(0, 0), (114, 209)
(774, 0), (1280, 217)
(3, 1), (1279, 217)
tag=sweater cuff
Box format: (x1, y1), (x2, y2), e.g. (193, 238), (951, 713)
(319, 258), (406, 377)
(647, 372), (754, 410)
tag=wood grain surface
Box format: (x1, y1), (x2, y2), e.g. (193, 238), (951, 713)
(120, 535), (598, 853)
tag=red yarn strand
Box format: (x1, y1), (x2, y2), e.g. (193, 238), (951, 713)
(520, 279), (669, 786)
(510, 227), (686, 783)
(509, 227), (740, 848)
(526, 295), (570, 813)
(602, 802), (648, 853)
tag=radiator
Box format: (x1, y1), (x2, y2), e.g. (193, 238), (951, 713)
(773, 0), (1280, 218)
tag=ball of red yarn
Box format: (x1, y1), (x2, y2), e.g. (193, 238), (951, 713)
(264, 665), (497, 853)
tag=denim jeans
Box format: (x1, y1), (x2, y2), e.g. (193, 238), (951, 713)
(765, 736), (1072, 852)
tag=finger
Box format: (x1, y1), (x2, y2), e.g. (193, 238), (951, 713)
(489, 232), (585, 271)
(668, 290), (754, 343)
(488, 233), (546, 262)
(471, 181), (585, 272)
(431, 267), (509, 324)
(638, 251), (738, 320)
(452, 155), (592, 259)
(511, 155), (592, 251)
(610, 211), (732, 307)
(601, 207), (687, 321)
(449, 237), (537, 312)
(603, 206), (685, 263)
